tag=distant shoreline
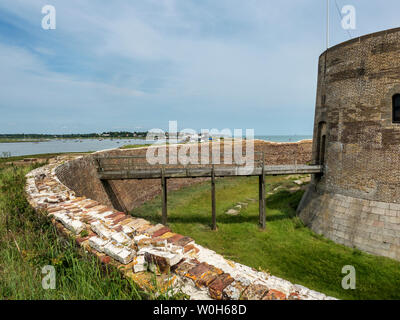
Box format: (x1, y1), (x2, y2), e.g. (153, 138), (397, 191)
(0, 137), (313, 158)
(0, 137), (147, 143)
(0, 135), (312, 144)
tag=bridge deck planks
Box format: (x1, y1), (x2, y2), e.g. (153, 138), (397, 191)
(97, 165), (323, 180)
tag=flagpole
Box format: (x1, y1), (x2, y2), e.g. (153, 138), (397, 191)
(324, 0), (330, 81)
(326, 0), (330, 49)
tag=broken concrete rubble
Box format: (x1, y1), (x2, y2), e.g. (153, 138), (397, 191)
(111, 231), (132, 245)
(103, 241), (134, 265)
(89, 236), (110, 253)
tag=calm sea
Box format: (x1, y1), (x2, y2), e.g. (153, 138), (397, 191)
(0, 135), (312, 157)
(255, 135), (312, 143)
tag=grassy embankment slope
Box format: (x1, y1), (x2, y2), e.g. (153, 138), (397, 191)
(0, 155), (177, 300)
(0, 152), (93, 164)
(134, 175), (400, 300)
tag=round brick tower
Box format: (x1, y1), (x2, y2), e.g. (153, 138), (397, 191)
(298, 27), (400, 261)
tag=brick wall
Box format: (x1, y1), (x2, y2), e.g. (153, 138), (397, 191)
(55, 140), (312, 213)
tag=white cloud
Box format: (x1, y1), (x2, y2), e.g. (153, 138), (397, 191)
(1, 0), (399, 133)
(0, 44), (145, 113)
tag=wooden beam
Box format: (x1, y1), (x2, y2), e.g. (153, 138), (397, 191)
(211, 165), (216, 231)
(161, 168), (168, 225)
(97, 164), (323, 180)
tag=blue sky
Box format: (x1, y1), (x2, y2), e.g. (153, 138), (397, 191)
(0, 0), (399, 135)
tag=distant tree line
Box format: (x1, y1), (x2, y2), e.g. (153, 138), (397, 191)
(0, 131), (149, 139)
(99, 131), (148, 138)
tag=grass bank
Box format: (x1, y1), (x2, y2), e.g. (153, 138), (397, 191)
(0, 152), (93, 165)
(0, 161), (178, 300)
(134, 175), (400, 300)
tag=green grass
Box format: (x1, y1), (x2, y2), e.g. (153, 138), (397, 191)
(133, 175), (400, 300)
(0, 162), (180, 300)
(0, 152), (93, 165)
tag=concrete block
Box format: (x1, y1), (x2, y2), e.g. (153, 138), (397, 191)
(53, 212), (85, 234)
(111, 232), (132, 245)
(104, 241), (134, 264)
(133, 255), (148, 273)
(89, 236), (110, 253)
(122, 225), (134, 236)
(134, 234), (151, 243)
(90, 221), (114, 239)
(144, 248), (183, 273)
(66, 220), (86, 234)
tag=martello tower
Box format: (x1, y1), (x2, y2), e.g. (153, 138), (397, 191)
(298, 27), (400, 261)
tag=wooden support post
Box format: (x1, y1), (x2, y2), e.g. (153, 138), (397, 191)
(259, 174), (266, 229)
(211, 165), (217, 231)
(258, 174), (262, 226)
(259, 152), (266, 230)
(161, 168), (168, 225)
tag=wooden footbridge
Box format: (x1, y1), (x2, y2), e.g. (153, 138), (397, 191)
(95, 152), (322, 230)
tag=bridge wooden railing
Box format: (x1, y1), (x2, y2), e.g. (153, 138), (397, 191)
(94, 152), (323, 230)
